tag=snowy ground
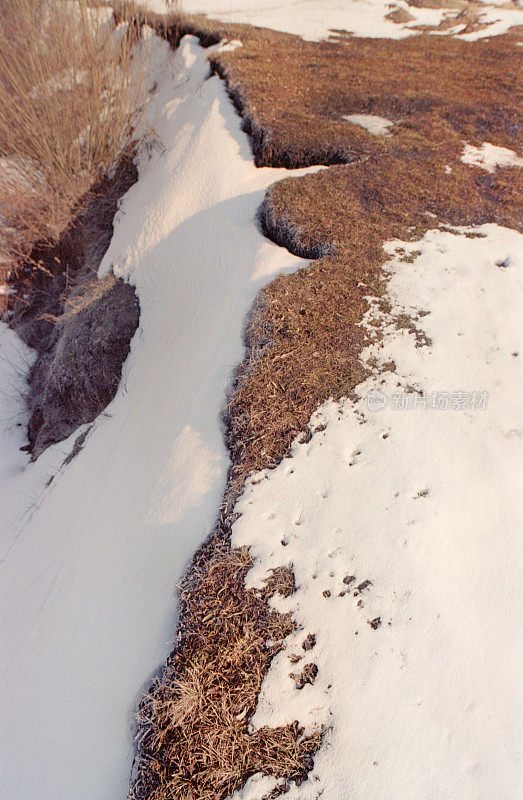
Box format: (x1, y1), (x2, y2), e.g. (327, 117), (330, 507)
(461, 142), (523, 172)
(147, 0), (523, 41)
(1, 5), (521, 800)
(231, 225), (523, 800)
(0, 35), (318, 800)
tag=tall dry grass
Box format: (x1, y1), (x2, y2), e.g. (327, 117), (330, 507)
(0, 0), (150, 266)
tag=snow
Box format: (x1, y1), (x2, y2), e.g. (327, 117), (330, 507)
(0, 34), (319, 800)
(229, 773), (281, 798)
(1, 5), (521, 798)
(143, 0), (523, 41)
(0, 325), (74, 558)
(461, 142), (523, 172)
(459, 5), (523, 41)
(230, 224), (523, 800)
(343, 113), (393, 135)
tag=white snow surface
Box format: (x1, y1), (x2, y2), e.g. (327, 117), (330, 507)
(461, 142), (523, 172)
(230, 225), (523, 800)
(144, 0), (523, 41)
(343, 113), (393, 135)
(0, 34), (318, 800)
(1, 9), (522, 800)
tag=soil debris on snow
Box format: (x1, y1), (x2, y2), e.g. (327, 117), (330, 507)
(230, 224), (523, 799)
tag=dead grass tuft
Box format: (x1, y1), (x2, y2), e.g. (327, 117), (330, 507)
(263, 566), (296, 599)
(130, 545), (322, 800)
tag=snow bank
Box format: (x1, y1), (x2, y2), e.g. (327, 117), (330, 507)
(0, 35), (318, 800)
(230, 224), (523, 799)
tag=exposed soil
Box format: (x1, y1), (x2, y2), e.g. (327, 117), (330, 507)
(34, 7), (523, 800)
(7, 153), (140, 458)
(26, 272), (139, 458)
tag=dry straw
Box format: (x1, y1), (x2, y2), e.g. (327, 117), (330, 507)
(0, 0), (151, 265)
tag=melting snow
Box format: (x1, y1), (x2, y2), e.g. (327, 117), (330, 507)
(0, 34), (318, 800)
(230, 224), (523, 800)
(145, 0), (523, 41)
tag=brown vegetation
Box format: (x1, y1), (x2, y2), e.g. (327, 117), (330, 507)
(130, 545), (321, 800)
(202, 19), (522, 166)
(0, 0), (149, 279)
(126, 11), (522, 800)
(190, 22), (522, 482)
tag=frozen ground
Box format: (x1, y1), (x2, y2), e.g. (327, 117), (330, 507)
(146, 0), (523, 41)
(230, 224), (523, 800)
(0, 34), (318, 800)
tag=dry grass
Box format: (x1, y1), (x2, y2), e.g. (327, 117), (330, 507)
(227, 156), (522, 483)
(125, 14), (522, 800)
(130, 544), (321, 800)
(196, 19), (522, 166)
(0, 0), (151, 267)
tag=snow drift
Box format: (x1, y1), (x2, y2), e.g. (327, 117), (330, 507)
(231, 225), (523, 800)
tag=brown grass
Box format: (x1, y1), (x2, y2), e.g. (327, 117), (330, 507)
(168, 17), (522, 483)
(226, 157), (522, 483)
(202, 20), (522, 166)
(71, 11), (522, 799)
(9, 152), (141, 458)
